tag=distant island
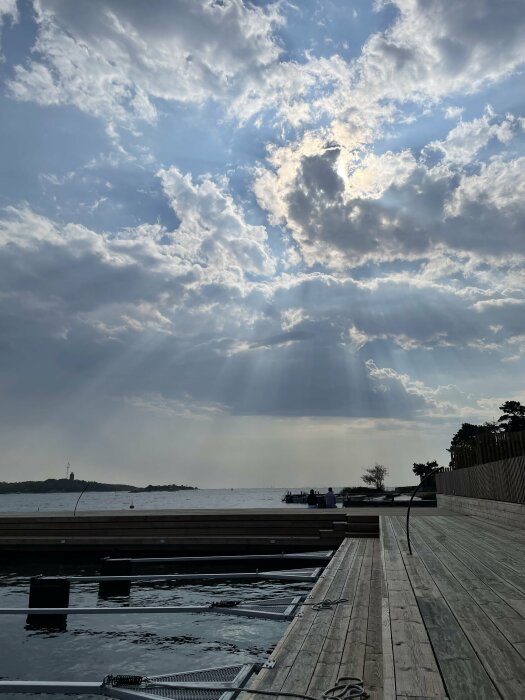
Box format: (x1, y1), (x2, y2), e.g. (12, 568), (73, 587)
(0, 479), (197, 494)
(130, 484), (197, 493)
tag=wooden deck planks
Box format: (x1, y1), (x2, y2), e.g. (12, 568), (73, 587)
(0, 511), (366, 554)
(247, 513), (525, 700)
(381, 517), (446, 700)
(388, 516), (500, 700)
(404, 516), (525, 699)
(246, 537), (385, 700)
(246, 538), (360, 697)
(380, 530), (397, 700)
(362, 540), (384, 700)
(424, 517), (525, 622)
(305, 539), (371, 698)
(432, 515), (525, 580)
(280, 540), (362, 696)
(412, 518), (525, 660)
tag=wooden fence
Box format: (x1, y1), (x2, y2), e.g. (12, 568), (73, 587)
(449, 429), (525, 470)
(436, 456), (525, 504)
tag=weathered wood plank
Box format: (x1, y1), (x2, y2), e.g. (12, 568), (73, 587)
(406, 518), (525, 698)
(306, 539), (372, 698)
(433, 515), (525, 579)
(389, 516), (500, 700)
(280, 541), (364, 695)
(381, 517), (446, 699)
(363, 540), (383, 700)
(411, 517), (525, 662)
(380, 518), (396, 700)
(246, 539), (361, 697)
(337, 539), (373, 681)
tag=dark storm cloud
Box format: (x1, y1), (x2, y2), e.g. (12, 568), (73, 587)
(281, 141), (525, 269)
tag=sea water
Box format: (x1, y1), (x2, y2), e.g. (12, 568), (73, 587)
(0, 489), (324, 698)
(0, 487), (344, 513)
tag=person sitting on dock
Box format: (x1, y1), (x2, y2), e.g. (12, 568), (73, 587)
(325, 487), (337, 508)
(306, 489), (318, 508)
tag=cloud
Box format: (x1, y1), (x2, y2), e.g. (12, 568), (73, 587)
(357, 0), (525, 105)
(1, 0), (525, 463)
(365, 359), (475, 417)
(254, 108), (525, 269)
(0, 0), (17, 48)
(7, 0), (525, 175)
(8, 0), (283, 129)
(0, 200), (523, 433)
(444, 106), (464, 120)
(426, 108), (517, 166)
(446, 155), (525, 216)
(158, 166), (276, 281)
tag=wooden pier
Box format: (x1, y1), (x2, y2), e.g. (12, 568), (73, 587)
(247, 514), (525, 700)
(3, 505), (524, 697)
(0, 509), (381, 555)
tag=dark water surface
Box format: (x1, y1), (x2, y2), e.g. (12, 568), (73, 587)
(1, 559), (311, 698)
(0, 489), (320, 697)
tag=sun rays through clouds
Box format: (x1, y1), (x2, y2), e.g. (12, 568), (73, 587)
(0, 0), (524, 484)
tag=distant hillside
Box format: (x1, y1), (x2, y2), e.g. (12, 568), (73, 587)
(0, 479), (196, 494)
(0, 479), (134, 494)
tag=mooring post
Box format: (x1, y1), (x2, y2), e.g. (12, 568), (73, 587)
(26, 576), (70, 629)
(98, 558), (132, 598)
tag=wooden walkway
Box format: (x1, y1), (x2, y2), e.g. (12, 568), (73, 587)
(247, 514), (525, 700)
(247, 537), (384, 700)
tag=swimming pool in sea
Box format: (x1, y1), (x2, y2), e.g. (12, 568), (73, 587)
(0, 557), (312, 699)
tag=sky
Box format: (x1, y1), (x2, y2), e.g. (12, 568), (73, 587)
(0, 0), (524, 488)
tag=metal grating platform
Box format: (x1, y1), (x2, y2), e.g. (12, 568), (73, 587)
(0, 664), (257, 698)
(105, 664), (255, 700)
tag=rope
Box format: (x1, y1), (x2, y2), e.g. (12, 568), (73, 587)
(206, 597), (304, 608)
(323, 677), (369, 699)
(103, 675), (145, 687)
(303, 598), (348, 610)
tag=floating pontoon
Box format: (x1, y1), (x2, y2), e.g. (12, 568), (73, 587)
(40, 567), (322, 584)
(1, 595), (304, 621)
(103, 550), (333, 564)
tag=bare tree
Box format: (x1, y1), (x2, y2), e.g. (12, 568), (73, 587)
(361, 463), (388, 490)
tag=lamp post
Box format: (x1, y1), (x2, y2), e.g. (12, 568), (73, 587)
(73, 481), (92, 516)
(406, 467), (443, 555)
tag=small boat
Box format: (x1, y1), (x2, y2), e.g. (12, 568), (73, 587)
(282, 491), (308, 504)
(282, 491), (344, 505)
